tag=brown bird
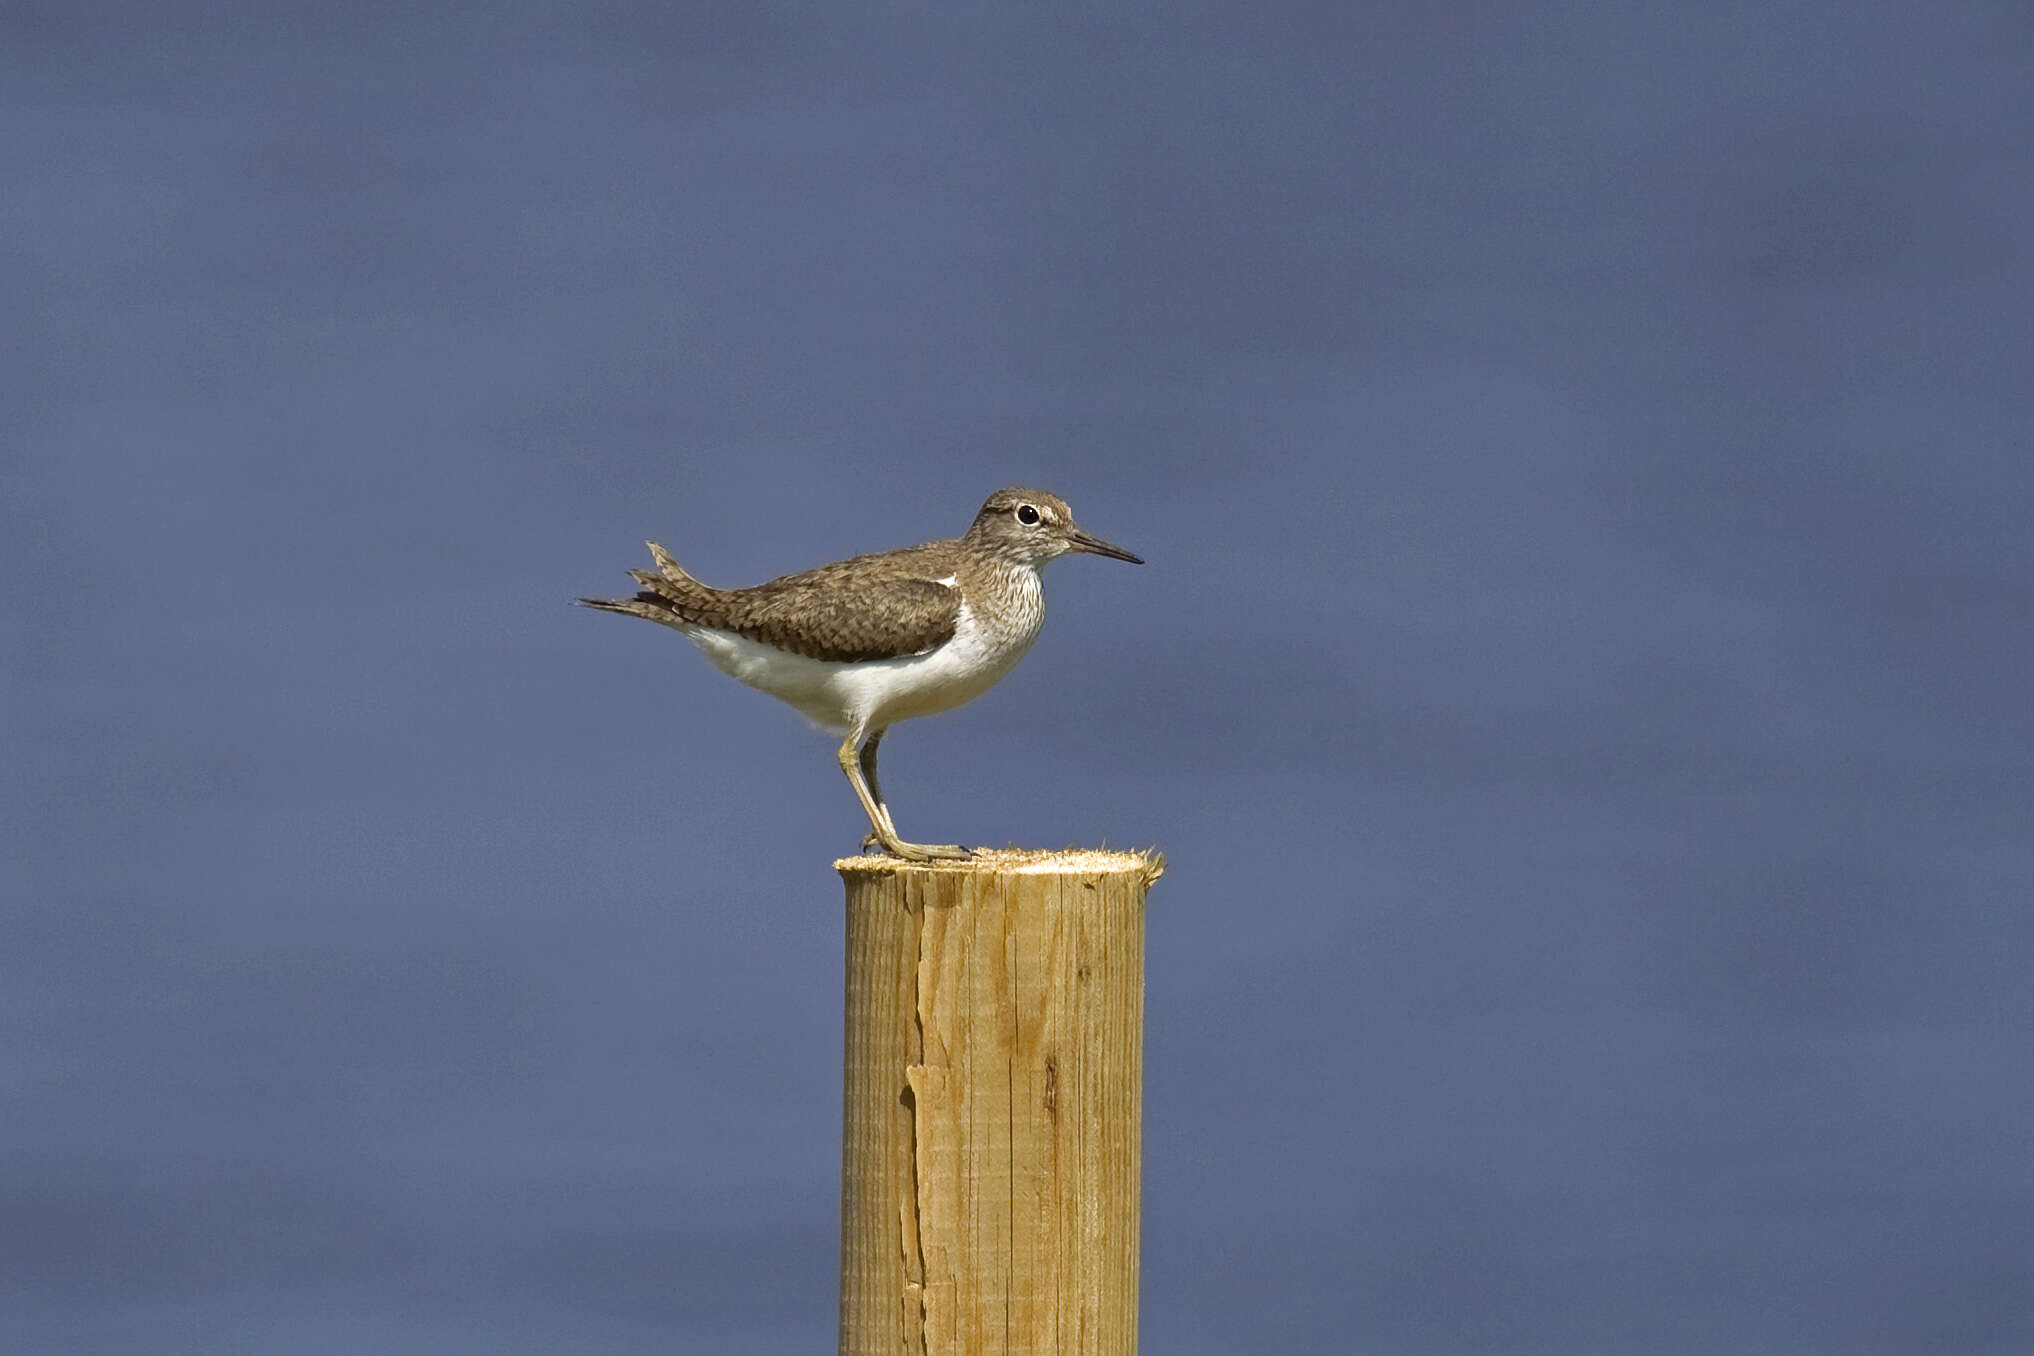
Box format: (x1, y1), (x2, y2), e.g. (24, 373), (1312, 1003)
(579, 488), (1142, 860)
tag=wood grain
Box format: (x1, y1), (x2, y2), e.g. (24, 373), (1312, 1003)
(838, 849), (1162, 1356)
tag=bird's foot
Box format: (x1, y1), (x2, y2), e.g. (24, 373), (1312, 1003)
(892, 841), (974, 862)
(862, 831), (972, 862)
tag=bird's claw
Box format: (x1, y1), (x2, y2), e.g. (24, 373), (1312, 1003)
(858, 833), (973, 862)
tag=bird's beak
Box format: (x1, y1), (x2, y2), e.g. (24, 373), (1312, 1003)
(1067, 529), (1143, 564)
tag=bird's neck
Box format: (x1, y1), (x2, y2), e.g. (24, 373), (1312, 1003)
(964, 557), (1047, 646)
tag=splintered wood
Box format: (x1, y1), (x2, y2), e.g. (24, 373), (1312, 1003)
(837, 849), (1161, 1356)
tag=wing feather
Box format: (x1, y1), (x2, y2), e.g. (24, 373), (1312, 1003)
(733, 572), (960, 661)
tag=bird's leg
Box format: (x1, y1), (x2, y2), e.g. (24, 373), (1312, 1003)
(838, 731), (970, 862)
(858, 729), (899, 842)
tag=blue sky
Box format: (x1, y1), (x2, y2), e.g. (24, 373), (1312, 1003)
(8, 3), (2034, 1351)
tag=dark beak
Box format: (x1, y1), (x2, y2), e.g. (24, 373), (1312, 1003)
(1067, 529), (1143, 565)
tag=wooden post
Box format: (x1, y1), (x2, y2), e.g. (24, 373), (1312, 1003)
(838, 848), (1163, 1356)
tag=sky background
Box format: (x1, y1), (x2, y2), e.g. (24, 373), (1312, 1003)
(8, 2), (2034, 1351)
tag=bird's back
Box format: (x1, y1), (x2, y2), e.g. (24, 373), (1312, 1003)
(581, 539), (968, 663)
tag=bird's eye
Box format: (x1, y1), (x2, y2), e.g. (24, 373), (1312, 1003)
(1016, 504), (1041, 526)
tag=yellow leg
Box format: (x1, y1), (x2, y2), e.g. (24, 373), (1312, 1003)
(858, 730), (899, 840)
(838, 731), (969, 861)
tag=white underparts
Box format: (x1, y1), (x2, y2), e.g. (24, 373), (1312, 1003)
(680, 569), (1045, 736)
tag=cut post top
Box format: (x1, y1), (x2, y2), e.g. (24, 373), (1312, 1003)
(834, 845), (1164, 882)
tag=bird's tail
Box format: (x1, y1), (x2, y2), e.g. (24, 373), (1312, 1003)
(576, 542), (724, 627)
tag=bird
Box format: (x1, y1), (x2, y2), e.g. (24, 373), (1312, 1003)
(578, 487), (1143, 860)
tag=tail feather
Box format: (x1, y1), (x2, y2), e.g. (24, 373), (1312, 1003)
(578, 541), (726, 630)
(575, 595), (682, 625)
(647, 541), (696, 588)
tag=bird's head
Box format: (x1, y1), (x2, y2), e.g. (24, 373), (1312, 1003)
(964, 488), (1143, 568)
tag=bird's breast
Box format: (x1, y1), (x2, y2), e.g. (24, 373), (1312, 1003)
(837, 567), (1044, 727)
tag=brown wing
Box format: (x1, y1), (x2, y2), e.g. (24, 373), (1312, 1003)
(729, 562), (961, 662)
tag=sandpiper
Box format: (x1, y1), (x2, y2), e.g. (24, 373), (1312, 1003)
(579, 488), (1142, 861)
